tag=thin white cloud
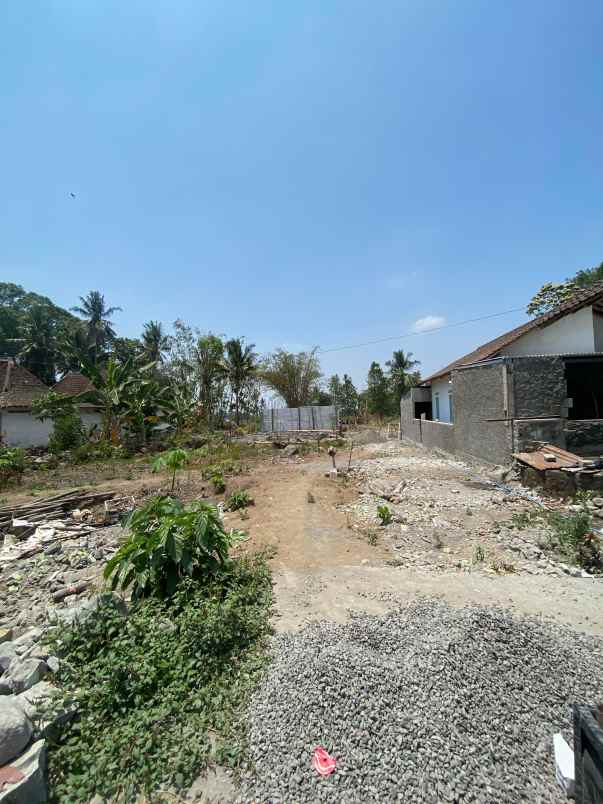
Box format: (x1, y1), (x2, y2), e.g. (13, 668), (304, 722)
(412, 315), (446, 334)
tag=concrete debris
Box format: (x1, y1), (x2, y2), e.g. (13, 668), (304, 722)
(239, 601), (603, 803)
(0, 697), (32, 766)
(0, 739), (47, 803)
(282, 444), (300, 457)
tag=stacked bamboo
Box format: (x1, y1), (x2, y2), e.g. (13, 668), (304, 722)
(0, 489), (116, 533)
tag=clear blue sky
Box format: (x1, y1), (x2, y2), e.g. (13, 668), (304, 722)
(3, 1), (602, 387)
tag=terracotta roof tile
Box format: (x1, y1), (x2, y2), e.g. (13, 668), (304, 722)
(422, 283), (603, 384)
(0, 360), (49, 410)
(53, 372), (96, 396)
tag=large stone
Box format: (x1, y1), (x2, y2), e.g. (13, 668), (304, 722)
(282, 444), (299, 457)
(0, 643), (17, 673)
(0, 698), (32, 766)
(2, 659), (47, 694)
(46, 592), (127, 628)
(544, 469), (575, 496)
(0, 628), (13, 645)
(0, 739), (47, 803)
(16, 682), (75, 739)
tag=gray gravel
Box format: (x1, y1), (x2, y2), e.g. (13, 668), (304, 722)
(238, 601), (603, 803)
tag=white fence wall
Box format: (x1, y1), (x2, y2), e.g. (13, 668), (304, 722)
(261, 405), (337, 433)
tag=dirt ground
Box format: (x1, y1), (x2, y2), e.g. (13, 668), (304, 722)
(223, 441), (603, 636)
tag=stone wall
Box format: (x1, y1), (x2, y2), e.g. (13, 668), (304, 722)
(453, 362), (512, 464)
(510, 356), (567, 418)
(565, 420), (603, 450)
(513, 418), (566, 452)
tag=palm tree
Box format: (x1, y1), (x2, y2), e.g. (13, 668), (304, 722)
(386, 350), (420, 405)
(222, 338), (258, 424)
(15, 305), (58, 385)
(71, 291), (122, 359)
(142, 321), (169, 364)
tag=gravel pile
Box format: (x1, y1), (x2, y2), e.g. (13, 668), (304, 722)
(239, 601), (603, 803)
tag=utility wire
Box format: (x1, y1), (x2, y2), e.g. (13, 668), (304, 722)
(317, 306), (525, 354)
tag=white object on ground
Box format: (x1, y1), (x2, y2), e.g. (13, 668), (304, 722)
(553, 732), (575, 798)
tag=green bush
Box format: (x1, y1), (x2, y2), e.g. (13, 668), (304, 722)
(226, 488), (254, 511)
(104, 496), (244, 600)
(47, 555), (273, 802)
(71, 441), (127, 464)
(377, 504), (393, 526)
(511, 501), (602, 572)
(0, 447), (25, 488)
(151, 448), (189, 492)
(211, 470), (226, 494)
(48, 413), (85, 454)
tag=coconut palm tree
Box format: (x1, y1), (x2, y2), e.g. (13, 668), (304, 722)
(386, 350), (420, 405)
(142, 321), (169, 365)
(222, 338), (258, 424)
(15, 305), (58, 385)
(71, 291), (122, 359)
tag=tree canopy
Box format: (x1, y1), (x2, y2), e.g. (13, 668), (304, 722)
(527, 260), (603, 316)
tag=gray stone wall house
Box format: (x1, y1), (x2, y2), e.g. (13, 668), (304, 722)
(401, 283), (603, 464)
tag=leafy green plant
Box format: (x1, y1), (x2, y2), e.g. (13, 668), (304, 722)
(377, 504), (393, 526)
(104, 495), (244, 600)
(31, 391), (85, 453)
(226, 488), (253, 511)
(47, 555), (273, 802)
(211, 470), (226, 494)
(152, 448), (189, 492)
(71, 440), (126, 464)
(0, 447), (26, 488)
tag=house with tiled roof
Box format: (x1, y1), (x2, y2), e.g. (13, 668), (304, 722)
(0, 362), (102, 448)
(401, 283), (603, 464)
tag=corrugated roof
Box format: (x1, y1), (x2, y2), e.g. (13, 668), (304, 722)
(53, 372), (96, 396)
(0, 359), (49, 410)
(422, 283), (603, 384)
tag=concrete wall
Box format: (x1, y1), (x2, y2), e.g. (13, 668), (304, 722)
(510, 356), (567, 418)
(505, 306), (595, 356)
(261, 405), (337, 433)
(453, 362), (512, 464)
(419, 419), (455, 452)
(81, 411), (103, 433)
(431, 376), (453, 422)
(1, 412), (53, 447)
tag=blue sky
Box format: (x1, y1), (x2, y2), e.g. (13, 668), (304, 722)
(2, 1), (602, 387)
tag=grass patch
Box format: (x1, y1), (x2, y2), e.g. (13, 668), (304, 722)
(47, 555), (273, 802)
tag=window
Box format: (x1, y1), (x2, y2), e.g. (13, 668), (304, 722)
(448, 391), (454, 423)
(434, 392), (440, 420)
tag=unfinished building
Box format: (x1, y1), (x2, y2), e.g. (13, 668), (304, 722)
(401, 284), (603, 466)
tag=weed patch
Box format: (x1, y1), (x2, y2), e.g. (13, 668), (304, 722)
(47, 555), (273, 802)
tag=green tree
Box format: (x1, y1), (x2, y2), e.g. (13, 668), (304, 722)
(142, 321), (169, 365)
(340, 374), (359, 419)
(222, 338), (258, 424)
(366, 361), (392, 419)
(112, 336), (144, 365)
(260, 348), (322, 407)
(386, 350), (420, 406)
(328, 374), (343, 408)
(196, 334), (226, 425)
(527, 260), (603, 316)
(14, 305), (59, 385)
(71, 291), (122, 360)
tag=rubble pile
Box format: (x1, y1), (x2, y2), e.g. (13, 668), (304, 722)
(239, 600), (603, 803)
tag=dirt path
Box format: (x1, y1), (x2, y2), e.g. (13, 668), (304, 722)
(226, 448), (603, 637)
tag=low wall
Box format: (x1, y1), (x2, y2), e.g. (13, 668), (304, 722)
(513, 418), (566, 452)
(418, 419), (456, 452)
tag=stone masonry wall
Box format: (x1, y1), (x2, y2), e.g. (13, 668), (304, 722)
(453, 362), (512, 465)
(510, 356), (567, 419)
(565, 420), (603, 449)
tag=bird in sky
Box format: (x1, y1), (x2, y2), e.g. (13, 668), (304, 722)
(70, 192), (76, 198)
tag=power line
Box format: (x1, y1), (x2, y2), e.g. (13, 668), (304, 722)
(317, 306), (525, 354)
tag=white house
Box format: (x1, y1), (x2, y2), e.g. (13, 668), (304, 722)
(0, 360), (102, 448)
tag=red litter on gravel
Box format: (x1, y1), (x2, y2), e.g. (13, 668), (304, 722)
(313, 747), (336, 776)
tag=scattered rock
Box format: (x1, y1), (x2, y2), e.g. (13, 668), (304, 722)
(0, 629), (13, 645)
(0, 698), (32, 766)
(306, 492), (315, 504)
(0, 739), (47, 803)
(0, 643), (17, 673)
(2, 659), (47, 694)
(282, 444), (299, 457)
(46, 592), (127, 628)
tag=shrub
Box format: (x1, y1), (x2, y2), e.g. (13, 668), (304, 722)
(47, 555), (273, 802)
(226, 488), (254, 511)
(104, 496), (245, 600)
(0, 447), (25, 488)
(211, 471), (226, 494)
(377, 504), (393, 526)
(151, 448), (189, 492)
(511, 502), (602, 572)
(71, 441), (127, 464)
(48, 412), (85, 454)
